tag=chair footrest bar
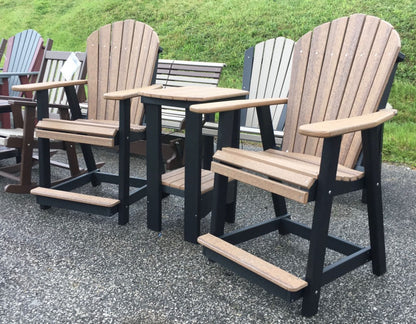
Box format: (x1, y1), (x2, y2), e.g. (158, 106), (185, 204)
(31, 187), (120, 208)
(198, 234), (307, 293)
(34, 194), (119, 217)
(221, 217), (287, 245)
(322, 247), (371, 286)
(129, 186), (147, 204)
(280, 218), (364, 255)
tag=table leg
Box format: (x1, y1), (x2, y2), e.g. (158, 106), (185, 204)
(184, 109), (203, 243)
(146, 103), (163, 232)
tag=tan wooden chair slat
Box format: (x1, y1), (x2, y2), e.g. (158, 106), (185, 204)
(35, 130), (114, 147)
(161, 168), (215, 194)
(283, 32), (311, 154)
(213, 149), (315, 189)
(304, 18), (348, 157)
(264, 149), (364, 180)
(86, 29), (99, 120)
(211, 161), (309, 203)
(220, 147), (363, 182)
(31, 187), (120, 207)
(36, 119), (117, 137)
(198, 234), (308, 292)
(106, 20), (124, 121)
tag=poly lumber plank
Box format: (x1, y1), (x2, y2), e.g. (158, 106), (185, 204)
(198, 234), (308, 292)
(31, 187), (119, 207)
(211, 162), (309, 203)
(35, 130), (114, 147)
(36, 119), (117, 137)
(214, 149), (315, 189)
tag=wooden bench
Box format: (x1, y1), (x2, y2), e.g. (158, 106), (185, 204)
(130, 59), (226, 169)
(156, 59), (226, 130)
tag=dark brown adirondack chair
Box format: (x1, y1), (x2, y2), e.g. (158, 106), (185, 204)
(13, 20), (160, 224)
(0, 48), (87, 193)
(192, 14), (401, 316)
(0, 29), (48, 128)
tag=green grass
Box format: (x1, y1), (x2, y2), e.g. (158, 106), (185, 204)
(1, 0), (415, 166)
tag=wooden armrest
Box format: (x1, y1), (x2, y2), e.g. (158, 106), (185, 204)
(103, 84), (163, 100)
(12, 79), (88, 92)
(299, 109), (397, 138)
(190, 98), (288, 114)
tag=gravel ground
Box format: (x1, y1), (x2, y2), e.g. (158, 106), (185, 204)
(0, 147), (415, 323)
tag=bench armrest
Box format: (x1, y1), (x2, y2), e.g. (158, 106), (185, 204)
(190, 98), (288, 114)
(12, 79), (88, 92)
(104, 84), (163, 100)
(298, 109), (397, 138)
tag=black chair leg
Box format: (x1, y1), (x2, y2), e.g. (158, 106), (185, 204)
(362, 127), (386, 275)
(118, 98), (131, 225)
(302, 136), (341, 317)
(210, 173), (229, 236)
(301, 190), (334, 316)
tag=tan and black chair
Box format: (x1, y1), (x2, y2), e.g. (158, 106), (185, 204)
(13, 20), (160, 224)
(192, 14), (402, 316)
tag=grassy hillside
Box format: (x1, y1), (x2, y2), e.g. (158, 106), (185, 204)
(1, 0), (415, 166)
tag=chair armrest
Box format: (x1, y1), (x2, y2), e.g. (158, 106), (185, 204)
(103, 84), (163, 100)
(0, 71), (39, 79)
(190, 98), (288, 114)
(8, 99), (36, 107)
(12, 79), (88, 92)
(298, 109), (397, 138)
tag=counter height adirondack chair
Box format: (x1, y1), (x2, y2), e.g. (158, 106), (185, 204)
(192, 14), (401, 316)
(0, 47), (87, 193)
(13, 20), (160, 224)
(0, 29), (48, 128)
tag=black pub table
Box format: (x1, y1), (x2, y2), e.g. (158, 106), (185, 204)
(139, 86), (248, 243)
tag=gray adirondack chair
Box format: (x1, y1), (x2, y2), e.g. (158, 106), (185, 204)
(193, 14), (402, 317)
(0, 29), (49, 128)
(202, 37), (295, 146)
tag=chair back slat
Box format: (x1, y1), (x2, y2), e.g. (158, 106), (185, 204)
(0, 39), (6, 63)
(242, 37), (294, 132)
(86, 20), (159, 124)
(2, 29), (45, 96)
(282, 14), (400, 168)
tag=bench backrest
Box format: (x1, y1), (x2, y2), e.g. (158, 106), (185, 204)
(156, 59), (226, 129)
(156, 59), (225, 88)
(38, 49), (87, 106)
